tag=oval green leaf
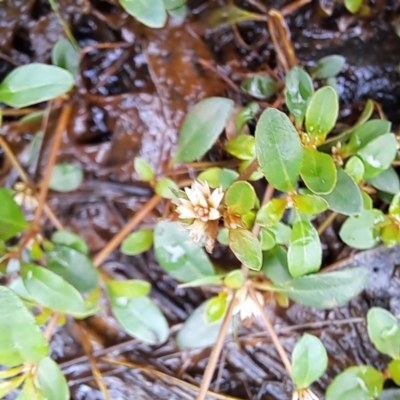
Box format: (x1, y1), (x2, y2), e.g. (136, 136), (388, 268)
(241, 76), (279, 100)
(37, 357), (70, 400)
(121, 229), (154, 255)
(259, 229), (276, 251)
(106, 279), (150, 299)
(235, 102), (259, 133)
(205, 295), (227, 323)
(262, 245), (292, 284)
(368, 167), (400, 195)
(52, 38), (80, 77)
(345, 156), (365, 183)
(293, 194), (329, 214)
(198, 168), (239, 190)
(49, 164), (83, 192)
(224, 270), (244, 289)
(0, 188), (28, 240)
(344, 0), (362, 13)
(311, 55), (346, 79)
(256, 198), (287, 228)
(225, 181), (256, 215)
(389, 360), (400, 386)
(155, 178), (179, 199)
(134, 157), (155, 182)
(225, 134), (255, 160)
(119, 0), (167, 28)
(51, 230), (89, 255)
(229, 228), (262, 271)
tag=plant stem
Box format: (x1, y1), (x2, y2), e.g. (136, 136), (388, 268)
(93, 194), (162, 267)
(317, 211), (338, 235)
(237, 159), (259, 182)
(2, 108), (41, 116)
(34, 106), (71, 228)
(196, 297), (237, 400)
(44, 313), (61, 341)
(248, 285), (293, 378)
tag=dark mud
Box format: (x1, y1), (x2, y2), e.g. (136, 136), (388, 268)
(1, 0), (400, 399)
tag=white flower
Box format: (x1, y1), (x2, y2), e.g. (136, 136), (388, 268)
(174, 180), (224, 242)
(292, 388), (319, 400)
(233, 286), (264, 321)
(13, 182), (38, 210)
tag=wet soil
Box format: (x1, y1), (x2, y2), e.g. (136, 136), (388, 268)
(1, 0), (400, 399)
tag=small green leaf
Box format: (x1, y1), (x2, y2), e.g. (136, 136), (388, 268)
(326, 366), (385, 400)
(28, 131), (44, 166)
(368, 167), (400, 195)
(51, 230), (89, 255)
(241, 76), (279, 100)
(108, 293), (169, 345)
(235, 102), (259, 133)
(288, 218), (322, 277)
(389, 193), (400, 218)
(224, 270), (244, 289)
(256, 198), (287, 228)
(134, 158), (155, 182)
(293, 194), (329, 214)
(155, 178), (179, 199)
(305, 86), (339, 141)
(269, 267), (370, 309)
(121, 229), (153, 255)
(362, 191), (373, 210)
(345, 156), (365, 183)
(339, 210), (380, 249)
(268, 222), (292, 245)
(21, 264), (85, 314)
(382, 223), (398, 246)
(285, 67), (314, 127)
(229, 228), (262, 271)
(198, 168), (239, 190)
(262, 245), (292, 284)
(311, 55), (346, 79)
(367, 307), (400, 359)
(320, 166), (363, 216)
(0, 286), (49, 367)
(174, 97), (234, 163)
(119, 0), (167, 28)
(292, 334), (328, 388)
(357, 133), (398, 179)
(208, 4), (264, 26)
(205, 295), (227, 323)
(0, 366), (24, 379)
(46, 245), (99, 293)
(52, 38), (80, 77)
(176, 299), (233, 349)
(225, 134), (255, 160)
(0, 64), (74, 108)
(226, 181), (256, 214)
(15, 374), (42, 400)
(37, 357), (70, 400)
(301, 148), (337, 194)
(389, 360), (400, 385)
(106, 279), (150, 298)
(217, 228), (229, 245)
(255, 108), (303, 192)
(259, 229), (276, 250)
(154, 221), (215, 282)
(167, 4), (187, 19)
(49, 164), (83, 192)
(0, 188), (28, 240)
(344, 0), (363, 13)
(178, 274), (225, 288)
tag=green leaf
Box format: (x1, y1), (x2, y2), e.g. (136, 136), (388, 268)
(292, 334), (328, 388)
(362, 191), (373, 211)
(21, 264), (85, 314)
(217, 227), (229, 245)
(345, 156), (365, 183)
(348, 119), (391, 153)
(119, 0), (167, 28)
(225, 181), (256, 214)
(155, 178), (179, 199)
(235, 102), (259, 133)
(256, 198), (287, 228)
(305, 86), (339, 141)
(288, 218), (322, 277)
(381, 223), (398, 247)
(241, 76), (279, 100)
(311, 55), (346, 79)
(0, 188), (28, 240)
(0, 64), (74, 108)
(367, 307), (400, 359)
(108, 293), (169, 344)
(46, 245), (99, 293)
(121, 229), (153, 255)
(205, 295), (227, 323)
(15, 374), (43, 400)
(389, 360), (400, 385)
(52, 38), (80, 77)
(269, 267), (370, 309)
(106, 279), (150, 298)
(49, 164), (83, 192)
(134, 157), (155, 182)
(224, 270), (244, 289)
(154, 221), (215, 282)
(174, 97), (234, 163)
(229, 228), (262, 271)
(176, 299), (233, 349)
(357, 133), (398, 179)
(339, 210), (380, 249)
(178, 274), (225, 288)
(0, 286), (49, 367)
(28, 131), (44, 166)
(255, 108), (303, 192)
(163, 0), (185, 10)
(0, 366), (24, 379)
(379, 389), (400, 400)
(262, 245), (292, 284)
(326, 366), (385, 400)
(198, 168), (239, 190)
(167, 4), (187, 19)
(285, 67), (314, 127)
(293, 194), (329, 214)
(320, 166), (363, 216)
(37, 357), (70, 400)
(51, 230), (89, 255)
(225, 134), (255, 160)
(208, 4), (264, 26)
(344, 0), (363, 13)
(368, 167), (400, 195)
(389, 193), (400, 218)
(259, 229), (276, 250)
(268, 222), (292, 245)
(300, 148), (337, 194)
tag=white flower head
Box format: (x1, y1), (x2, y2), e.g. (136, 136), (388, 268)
(233, 286), (264, 321)
(174, 180), (224, 243)
(292, 388), (319, 400)
(13, 182), (38, 210)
